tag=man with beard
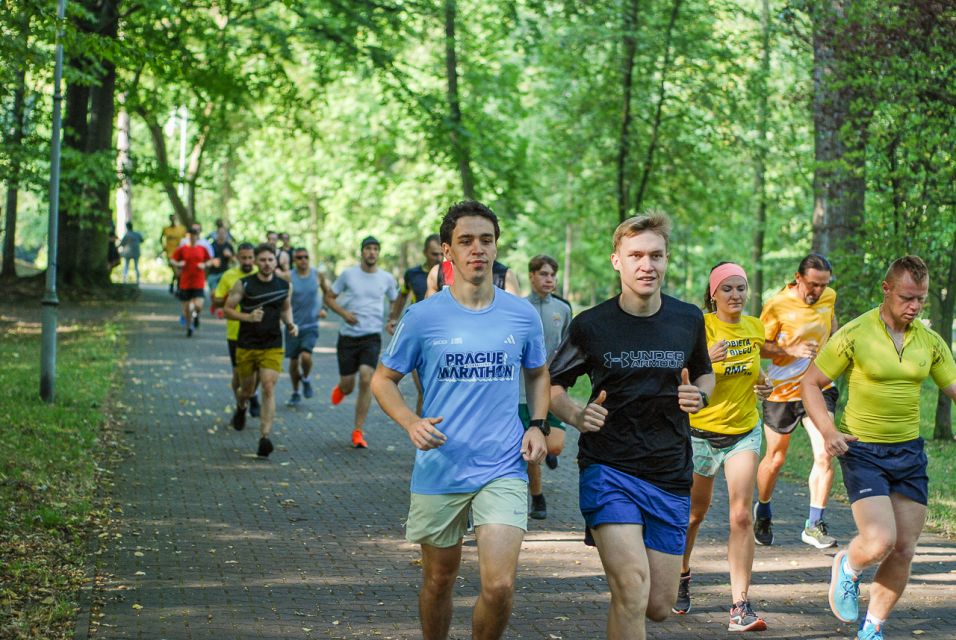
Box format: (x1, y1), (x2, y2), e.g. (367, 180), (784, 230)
(223, 244), (297, 458)
(326, 236), (399, 448)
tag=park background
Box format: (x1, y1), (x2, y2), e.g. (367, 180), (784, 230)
(1, 0), (955, 638)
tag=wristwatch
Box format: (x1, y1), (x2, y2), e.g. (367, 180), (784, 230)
(699, 391), (710, 408)
(528, 418), (551, 437)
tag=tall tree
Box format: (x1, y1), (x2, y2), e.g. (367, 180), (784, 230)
(616, 0), (639, 222)
(444, 0), (475, 199)
(1, 6), (30, 279)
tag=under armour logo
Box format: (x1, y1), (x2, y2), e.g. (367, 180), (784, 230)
(504, 334), (516, 344)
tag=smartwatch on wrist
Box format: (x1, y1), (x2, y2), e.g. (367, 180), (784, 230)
(527, 418), (551, 437)
(699, 390), (709, 408)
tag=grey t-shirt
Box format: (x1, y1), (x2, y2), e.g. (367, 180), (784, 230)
(331, 266), (399, 337)
(120, 231), (144, 258)
(520, 291), (572, 401)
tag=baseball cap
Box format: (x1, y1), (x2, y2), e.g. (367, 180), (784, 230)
(361, 236), (380, 249)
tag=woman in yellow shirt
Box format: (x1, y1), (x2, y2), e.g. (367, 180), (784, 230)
(673, 262), (773, 632)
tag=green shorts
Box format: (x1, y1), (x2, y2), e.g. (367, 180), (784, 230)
(518, 403), (566, 431)
(406, 477), (528, 548)
(691, 423), (762, 478)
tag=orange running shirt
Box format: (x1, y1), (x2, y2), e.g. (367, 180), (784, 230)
(760, 284), (837, 402)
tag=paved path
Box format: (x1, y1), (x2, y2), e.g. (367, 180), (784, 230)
(77, 286), (956, 639)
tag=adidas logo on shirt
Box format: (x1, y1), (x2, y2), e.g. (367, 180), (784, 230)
(504, 334), (516, 344)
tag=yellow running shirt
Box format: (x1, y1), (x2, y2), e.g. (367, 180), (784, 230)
(761, 284), (837, 402)
(690, 314), (765, 435)
(814, 307), (956, 443)
(215, 265), (258, 341)
(162, 224), (187, 257)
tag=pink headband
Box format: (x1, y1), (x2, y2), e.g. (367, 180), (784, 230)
(709, 263), (748, 298)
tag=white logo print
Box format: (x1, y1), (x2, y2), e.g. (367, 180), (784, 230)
(504, 334), (516, 344)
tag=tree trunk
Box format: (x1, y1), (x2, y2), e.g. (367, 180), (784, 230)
(562, 222), (573, 300)
(632, 0), (682, 214)
(444, 0), (475, 199)
(750, 0), (770, 315)
(58, 0), (118, 287)
(2, 61), (27, 278)
(115, 96), (132, 233)
(616, 0), (640, 223)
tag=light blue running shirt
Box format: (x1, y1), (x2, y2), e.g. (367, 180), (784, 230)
(290, 267), (321, 330)
(382, 288), (548, 494)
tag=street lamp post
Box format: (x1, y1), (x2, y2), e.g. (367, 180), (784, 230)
(40, 0), (67, 402)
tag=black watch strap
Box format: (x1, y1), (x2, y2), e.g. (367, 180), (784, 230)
(528, 418), (551, 436)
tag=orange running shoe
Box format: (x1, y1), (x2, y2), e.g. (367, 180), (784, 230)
(351, 429), (368, 448)
(331, 385), (345, 405)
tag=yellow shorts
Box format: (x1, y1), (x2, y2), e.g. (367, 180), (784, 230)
(405, 477), (527, 548)
(235, 347), (284, 378)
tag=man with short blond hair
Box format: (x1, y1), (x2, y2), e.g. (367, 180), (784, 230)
(549, 210), (714, 639)
(803, 255), (956, 640)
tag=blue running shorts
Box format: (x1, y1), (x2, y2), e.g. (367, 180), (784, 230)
(579, 463), (690, 555)
(840, 437), (928, 505)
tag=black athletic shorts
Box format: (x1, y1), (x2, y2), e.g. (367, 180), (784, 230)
(177, 288), (205, 302)
(840, 438), (928, 505)
(336, 333), (381, 376)
(228, 339), (238, 367)
(762, 386), (839, 435)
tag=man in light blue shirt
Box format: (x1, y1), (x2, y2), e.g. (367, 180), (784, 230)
(325, 236), (399, 448)
(372, 201), (551, 640)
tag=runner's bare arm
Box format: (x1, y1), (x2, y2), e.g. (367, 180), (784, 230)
(549, 385), (607, 433)
(521, 365), (549, 463)
(322, 288), (357, 325)
(281, 287), (298, 337)
(800, 363), (855, 456)
(223, 280), (260, 322)
(424, 263), (440, 298)
(371, 364), (446, 451)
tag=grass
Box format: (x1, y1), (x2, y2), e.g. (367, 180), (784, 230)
(0, 317), (124, 640)
(771, 378), (956, 538)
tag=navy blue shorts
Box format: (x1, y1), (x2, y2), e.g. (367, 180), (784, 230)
(840, 437), (928, 505)
(579, 463), (690, 555)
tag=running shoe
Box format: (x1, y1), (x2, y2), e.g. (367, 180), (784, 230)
(529, 493), (547, 520)
(302, 380), (314, 399)
(351, 429), (367, 448)
(249, 395), (261, 418)
(828, 550), (860, 623)
(192, 312), (200, 329)
(753, 503), (774, 546)
(728, 599), (767, 632)
(802, 519), (837, 549)
(179, 313), (186, 326)
(257, 437), (274, 458)
(857, 620), (883, 640)
(545, 453), (559, 470)
(186, 327), (193, 338)
(331, 385), (345, 405)
(287, 392), (302, 407)
(232, 406), (246, 431)
(672, 571), (691, 615)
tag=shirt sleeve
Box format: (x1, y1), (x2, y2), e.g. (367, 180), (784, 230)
(387, 274), (400, 302)
(549, 318), (590, 389)
(214, 274), (231, 299)
(760, 299), (780, 342)
(687, 311), (712, 381)
(400, 269), (411, 296)
(814, 324), (854, 381)
(380, 308), (421, 375)
(171, 246), (183, 261)
(929, 330), (956, 389)
(522, 311), (548, 369)
(331, 272), (346, 295)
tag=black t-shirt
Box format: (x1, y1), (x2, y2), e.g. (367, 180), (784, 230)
(209, 241), (234, 275)
(236, 274), (290, 349)
(549, 294), (711, 495)
(403, 265), (430, 302)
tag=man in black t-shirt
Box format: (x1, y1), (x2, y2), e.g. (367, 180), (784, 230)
(549, 211), (714, 637)
(223, 243), (297, 458)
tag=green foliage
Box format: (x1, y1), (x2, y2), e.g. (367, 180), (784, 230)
(0, 318), (124, 639)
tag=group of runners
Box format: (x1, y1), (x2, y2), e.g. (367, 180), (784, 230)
(158, 202), (954, 640)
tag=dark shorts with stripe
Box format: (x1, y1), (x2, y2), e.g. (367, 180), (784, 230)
(763, 386), (839, 434)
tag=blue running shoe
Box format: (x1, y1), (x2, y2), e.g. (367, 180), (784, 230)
(829, 550), (860, 623)
(302, 379), (314, 399)
(857, 620), (883, 640)
(179, 313), (186, 326)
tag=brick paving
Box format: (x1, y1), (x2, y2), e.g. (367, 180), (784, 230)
(76, 286), (956, 639)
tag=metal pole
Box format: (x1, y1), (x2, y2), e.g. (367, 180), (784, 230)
(40, 0), (67, 402)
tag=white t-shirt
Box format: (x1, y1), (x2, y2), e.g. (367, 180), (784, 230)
(331, 266), (399, 337)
